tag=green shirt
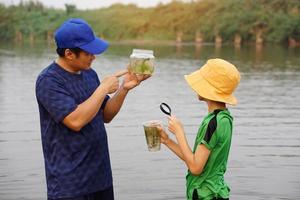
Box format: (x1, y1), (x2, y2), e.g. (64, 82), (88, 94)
(186, 109), (233, 200)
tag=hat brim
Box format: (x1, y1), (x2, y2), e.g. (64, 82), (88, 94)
(184, 70), (238, 105)
(79, 37), (109, 55)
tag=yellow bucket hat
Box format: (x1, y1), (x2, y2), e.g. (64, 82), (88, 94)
(184, 58), (241, 105)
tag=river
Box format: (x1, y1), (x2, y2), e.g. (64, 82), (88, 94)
(0, 42), (299, 199)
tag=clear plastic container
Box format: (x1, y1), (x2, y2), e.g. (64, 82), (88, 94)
(128, 49), (155, 75)
(143, 120), (162, 152)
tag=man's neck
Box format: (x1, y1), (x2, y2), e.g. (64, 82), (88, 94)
(56, 57), (80, 74)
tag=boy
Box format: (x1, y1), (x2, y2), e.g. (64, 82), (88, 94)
(159, 59), (240, 200)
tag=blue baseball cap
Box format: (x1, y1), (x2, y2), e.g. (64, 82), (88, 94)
(54, 18), (109, 55)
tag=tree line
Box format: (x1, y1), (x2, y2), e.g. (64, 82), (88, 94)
(0, 0), (300, 46)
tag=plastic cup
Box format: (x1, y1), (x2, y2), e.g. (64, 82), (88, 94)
(143, 120), (162, 152)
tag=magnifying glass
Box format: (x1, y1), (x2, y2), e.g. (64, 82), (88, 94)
(160, 103), (171, 116)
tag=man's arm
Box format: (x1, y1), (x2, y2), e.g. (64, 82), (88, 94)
(63, 86), (109, 131)
(102, 85), (128, 123)
(63, 71), (126, 131)
(103, 72), (151, 123)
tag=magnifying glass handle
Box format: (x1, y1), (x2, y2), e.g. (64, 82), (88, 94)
(160, 103), (171, 116)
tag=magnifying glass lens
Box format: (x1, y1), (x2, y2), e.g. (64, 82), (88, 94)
(160, 103), (171, 116)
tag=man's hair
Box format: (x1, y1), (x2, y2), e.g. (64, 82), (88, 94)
(56, 47), (83, 57)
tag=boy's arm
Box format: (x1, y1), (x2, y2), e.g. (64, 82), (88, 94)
(164, 139), (186, 161)
(168, 116), (211, 175)
(158, 127), (185, 160)
(175, 131), (211, 175)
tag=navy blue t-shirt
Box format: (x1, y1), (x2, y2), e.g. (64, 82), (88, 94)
(35, 62), (112, 199)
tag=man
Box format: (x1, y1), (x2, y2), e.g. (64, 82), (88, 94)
(35, 18), (150, 200)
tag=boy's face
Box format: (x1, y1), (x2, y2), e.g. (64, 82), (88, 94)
(198, 95), (205, 101)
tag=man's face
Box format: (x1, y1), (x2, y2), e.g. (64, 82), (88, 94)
(65, 49), (96, 71)
(73, 51), (96, 70)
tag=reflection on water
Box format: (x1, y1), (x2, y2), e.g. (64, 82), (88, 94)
(0, 42), (300, 199)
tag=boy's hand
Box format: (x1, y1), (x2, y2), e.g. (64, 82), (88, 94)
(168, 115), (184, 136)
(157, 125), (169, 145)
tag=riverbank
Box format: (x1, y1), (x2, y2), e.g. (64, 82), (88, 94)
(3, 37), (300, 49)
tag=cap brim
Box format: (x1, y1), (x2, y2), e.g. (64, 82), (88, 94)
(184, 70), (238, 105)
(79, 37), (109, 55)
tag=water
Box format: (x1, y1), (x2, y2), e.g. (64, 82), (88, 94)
(0, 42), (300, 199)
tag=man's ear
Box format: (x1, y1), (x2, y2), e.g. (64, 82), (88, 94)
(64, 49), (75, 60)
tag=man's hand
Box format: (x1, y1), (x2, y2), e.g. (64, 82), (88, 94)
(122, 71), (151, 91)
(101, 70), (128, 94)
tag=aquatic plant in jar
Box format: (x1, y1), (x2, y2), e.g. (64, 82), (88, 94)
(129, 49), (155, 75)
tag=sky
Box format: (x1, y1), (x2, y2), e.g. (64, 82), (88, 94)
(1, 0), (174, 9)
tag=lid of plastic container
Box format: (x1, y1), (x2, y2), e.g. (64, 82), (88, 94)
(130, 49), (155, 58)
